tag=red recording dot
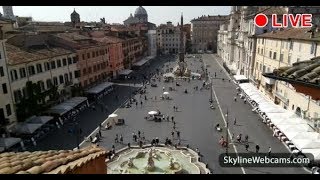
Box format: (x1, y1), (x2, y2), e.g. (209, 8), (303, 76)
(254, 14), (268, 27)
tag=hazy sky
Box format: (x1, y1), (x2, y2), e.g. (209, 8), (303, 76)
(0, 6), (231, 25)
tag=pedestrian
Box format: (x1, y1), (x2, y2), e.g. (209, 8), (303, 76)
(233, 118), (236, 125)
(136, 101), (138, 107)
(120, 135), (123, 144)
(245, 143), (249, 151)
(173, 106), (176, 112)
(171, 116), (174, 122)
(140, 101), (143, 107)
(138, 131), (141, 138)
(177, 131), (180, 139)
(156, 137), (159, 145)
(196, 148), (200, 155)
(99, 130), (102, 137)
(171, 131), (174, 137)
(244, 99), (247, 104)
(145, 95), (147, 100)
(173, 124), (176, 130)
(167, 115), (170, 121)
(256, 144), (260, 153)
(268, 147), (272, 156)
(115, 134), (119, 143)
(231, 133), (234, 140)
(234, 96), (237, 102)
(173, 121), (176, 126)
(132, 132), (135, 140)
(237, 134), (242, 143)
(112, 144), (115, 154)
(245, 135), (249, 142)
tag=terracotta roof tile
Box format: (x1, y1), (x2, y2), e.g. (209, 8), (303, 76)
(257, 28), (320, 42)
(272, 56), (320, 86)
(0, 145), (107, 174)
(5, 43), (74, 65)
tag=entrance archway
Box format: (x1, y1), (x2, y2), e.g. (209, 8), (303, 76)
(295, 107), (302, 117)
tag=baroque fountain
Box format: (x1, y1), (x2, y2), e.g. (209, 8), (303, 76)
(107, 146), (210, 174)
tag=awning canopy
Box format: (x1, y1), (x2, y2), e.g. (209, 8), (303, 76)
(109, 114), (118, 118)
(119, 69), (133, 76)
(293, 140), (320, 150)
(133, 56), (153, 66)
(25, 116), (54, 125)
(148, 111), (158, 115)
(13, 123), (43, 135)
(45, 97), (88, 116)
(85, 82), (114, 94)
(0, 137), (22, 149)
(234, 75), (248, 81)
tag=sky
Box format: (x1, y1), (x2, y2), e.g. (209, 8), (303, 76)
(0, 6), (231, 25)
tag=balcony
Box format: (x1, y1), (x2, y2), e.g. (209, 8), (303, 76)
(275, 91), (289, 105)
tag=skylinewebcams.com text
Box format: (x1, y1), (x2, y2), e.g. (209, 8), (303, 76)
(223, 156), (310, 166)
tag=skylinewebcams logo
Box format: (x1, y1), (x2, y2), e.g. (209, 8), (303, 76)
(254, 13), (313, 28)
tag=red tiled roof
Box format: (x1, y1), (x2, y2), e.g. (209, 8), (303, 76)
(93, 36), (124, 44)
(257, 28), (320, 42)
(0, 145), (107, 174)
(5, 43), (74, 65)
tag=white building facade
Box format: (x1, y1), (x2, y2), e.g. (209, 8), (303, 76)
(147, 30), (157, 57)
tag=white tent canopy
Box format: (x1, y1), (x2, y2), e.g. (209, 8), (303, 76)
(148, 111), (158, 115)
(163, 92), (169, 95)
(293, 140), (320, 150)
(109, 114), (118, 118)
(272, 118), (309, 126)
(25, 116), (53, 125)
(277, 124), (314, 133)
(291, 132), (320, 141)
(13, 123), (43, 135)
(301, 148), (320, 162)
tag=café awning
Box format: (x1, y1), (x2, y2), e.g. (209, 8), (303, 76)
(119, 69), (133, 76)
(85, 82), (114, 94)
(13, 123), (43, 135)
(45, 97), (88, 116)
(25, 116), (54, 125)
(0, 137), (22, 150)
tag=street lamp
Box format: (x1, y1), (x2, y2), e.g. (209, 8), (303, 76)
(225, 108), (229, 155)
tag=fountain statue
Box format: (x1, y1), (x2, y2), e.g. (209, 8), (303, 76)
(146, 149), (155, 171)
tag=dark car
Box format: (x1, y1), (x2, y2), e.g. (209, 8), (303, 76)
(151, 83), (158, 87)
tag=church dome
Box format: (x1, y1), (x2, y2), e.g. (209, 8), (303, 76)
(134, 6), (147, 16)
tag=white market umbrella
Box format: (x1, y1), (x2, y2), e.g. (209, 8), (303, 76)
(148, 111), (158, 115)
(109, 114), (118, 118)
(163, 92), (169, 95)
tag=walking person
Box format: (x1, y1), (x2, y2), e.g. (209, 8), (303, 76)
(140, 101), (143, 107)
(120, 134), (123, 144)
(115, 134), (119, 143)
(256, 144), (260, 153)
(136, 101), (138, 107)
(177, 131), (180, 139)
(171, 116), (174, 122)
(138, 131), (141, 138)
(233, 118), (237, 125)
(234, 96), (237, 102)
(171, 131), (174, 138)
(173, 106), (176, 112)
(268, 147), (272, 156)
(245, 135), (249, 142)
(245, 143), (249, 151)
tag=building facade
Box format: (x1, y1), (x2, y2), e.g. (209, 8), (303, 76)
(254, 28), (320, 121)
(50, 32), (110, 88)
(191, 15), (229, 53)
(156, 21), (186, 55)
(147, 30), (157, 57)
(0, 39), (16, 131)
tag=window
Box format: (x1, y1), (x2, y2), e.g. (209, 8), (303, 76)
(299, 43), (302, 52)
(87, 53), (90, 59)
(28, 66), (36, 75)
(63, 59), (67, 66)
(311, 42), (316, 54)
(0, 67), (4, 77)
(289, 41), (293, 49)
(74, 70), (80, 78)
(36, 64), (43, 73)
(38, 81), (45, 92)
(45, 62), (50, 71)
(257, 48), (260, 54)
(68, 58), (72, 65)
(64, 73), (69, 83)
(269, 51), (272, 58)
(57, 60), (62, 67)
(83, 68), (87, 75)
(73, 56), (78, 64)
(82, 54), (85, 60)
(59, 75), (64, 84)
(46, 79), (52, 89)
(281, 41), (284, 48)
(13, 90), (22, 103)
(2, 83), (8, 94)
(93, 65), (97, 72)
(88, 67), (92, 73)
(53, 77), (58, 86)
(263, 65), (266, 73)
(288, 55), (291, 64)
(6, 104), (11, 116)
(261, 49), (263, 55)
(273, 52), (277, 60)
(96, 51), (98, 56)
(10, 70), (18, 81)
(69, 72), (73, 80)
(92, 51), (95, 58)
(292, 105), (295, 110)
(280, 53), (283, 62)
(51, 61), (56, 69)
(260, 64), (262, 71)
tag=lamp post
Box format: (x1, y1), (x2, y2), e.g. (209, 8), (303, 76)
(225, 108), (229, 155)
